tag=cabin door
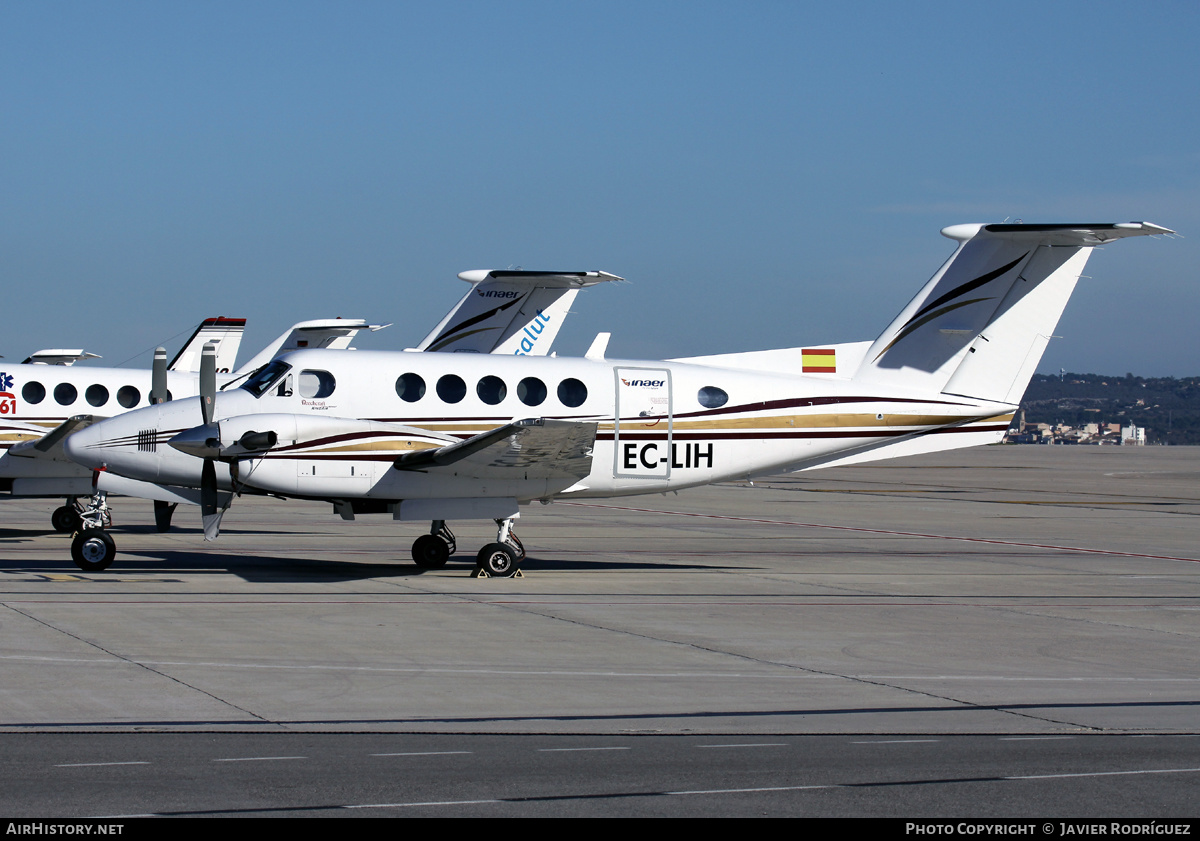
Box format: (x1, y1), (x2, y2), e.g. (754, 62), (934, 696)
(613, 367), (673, 480)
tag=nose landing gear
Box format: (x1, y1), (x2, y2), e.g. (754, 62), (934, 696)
(69, 489), (116, 572)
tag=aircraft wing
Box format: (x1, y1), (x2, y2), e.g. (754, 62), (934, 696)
(1, 419), (54, 454)
(415, 270), (622, 356)
(393, 418), (597, 481)
(5, 415), (100, 463)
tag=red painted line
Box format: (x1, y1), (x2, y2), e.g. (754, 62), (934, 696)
(557, 502), (1200, 564)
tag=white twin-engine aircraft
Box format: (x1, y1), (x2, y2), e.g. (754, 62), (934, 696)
(62, 222), (1172, 574)
(0, 316), (386, 531)
(2, 269), (614, 537)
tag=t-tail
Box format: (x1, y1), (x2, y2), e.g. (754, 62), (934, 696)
(852, 222), (1173, 405)
(415, 270), (622, 355)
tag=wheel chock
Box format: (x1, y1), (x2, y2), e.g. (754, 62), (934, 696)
(470, 566), (524, 579)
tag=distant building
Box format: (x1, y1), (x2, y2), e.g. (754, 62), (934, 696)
(1121, 424), (1145, 445)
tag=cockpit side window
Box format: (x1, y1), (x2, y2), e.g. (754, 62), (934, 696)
(242, 360), (292, 398)
(298, 370), (335, 399)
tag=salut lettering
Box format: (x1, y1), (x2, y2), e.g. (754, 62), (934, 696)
(514, 310), (553, 355)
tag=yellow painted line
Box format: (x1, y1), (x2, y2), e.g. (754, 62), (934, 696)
(42, 574), (82, 582)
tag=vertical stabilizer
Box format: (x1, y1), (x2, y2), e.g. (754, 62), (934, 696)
(231, 319), (389, 378)
(169, 317), (247, 374)
(415, 270), (622, 355)
(854, 223), (1172, 404)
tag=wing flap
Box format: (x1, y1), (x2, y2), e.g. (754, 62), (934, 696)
(393, 418), (596, 481)
(7, 415), (101, 462)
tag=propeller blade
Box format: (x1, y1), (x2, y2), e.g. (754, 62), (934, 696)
(150, 347), (168, 405)
(200, 459), (218, 518)
(200, 457), (224, 541)
(202, 508), (225, 542)
(199, 449), (238, 542)
(200, 341), (216, 425)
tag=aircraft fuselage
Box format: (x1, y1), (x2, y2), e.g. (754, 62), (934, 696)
(64, 348), (1014, 505)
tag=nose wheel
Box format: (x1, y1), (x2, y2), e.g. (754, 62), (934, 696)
(68, 489), (117, 572)
(71, 529), (116, 572)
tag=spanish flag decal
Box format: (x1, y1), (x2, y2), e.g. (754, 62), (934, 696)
(802, 348), (836, 373)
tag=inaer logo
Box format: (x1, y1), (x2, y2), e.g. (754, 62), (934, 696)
(514, 310), (552, 355)
(621, 378), (665, 388)
(477, 289), (520, 299)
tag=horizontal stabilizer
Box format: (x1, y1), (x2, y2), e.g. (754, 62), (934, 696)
(393, 418), (597, 481)
(22, 350), (101, 366)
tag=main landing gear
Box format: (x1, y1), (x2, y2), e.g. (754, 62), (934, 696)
(473, 518), (526, 578)
(51, 498), (83, 533)
(411, 520), (456, 568)
(407, 517), (526, 577)
(69, 489), (116, 572)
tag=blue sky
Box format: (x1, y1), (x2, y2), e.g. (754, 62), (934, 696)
(2, 1), (1196, 376)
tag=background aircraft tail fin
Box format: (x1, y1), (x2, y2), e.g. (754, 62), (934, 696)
(415, 270), (622, 355)
(232, 318), (389, 378)
(853, 222), (1172, 405)
(168, 317), (246, 374)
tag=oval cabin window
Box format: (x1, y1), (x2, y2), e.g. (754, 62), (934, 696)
(517, 377), (547, 406)
(22, 382), (45, 404)
(476, 376), (507, 405)
(697, 386), (728, 409)
(54, 383), (77, 406)
(298, 370), (336, 399)
(395, 373), (426, 403)
(117, 386), (141, 409)
(437, 375), (467, 404)
(557, 378), (588, 408)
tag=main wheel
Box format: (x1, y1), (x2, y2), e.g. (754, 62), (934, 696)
(411, 533), (451, 568)
(71, 529), (116, 572)
(51, 505), (82, 533)
(476, 542), (518, 576)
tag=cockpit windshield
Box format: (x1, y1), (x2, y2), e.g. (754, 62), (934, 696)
(241, 360), (292, 398)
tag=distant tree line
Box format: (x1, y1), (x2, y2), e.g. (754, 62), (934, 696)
(1021, 373), (1200, 445)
